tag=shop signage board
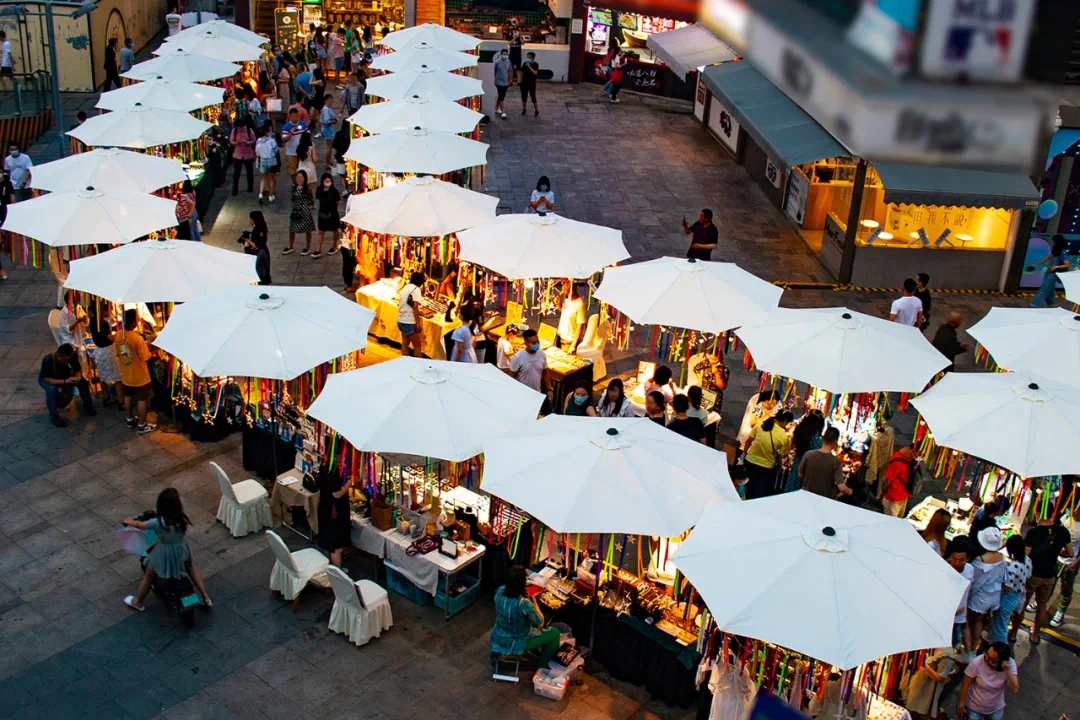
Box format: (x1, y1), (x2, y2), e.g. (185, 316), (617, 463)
(919, 0), (1036, 82)
(707, 94), (739, 153)
(765, 156), (782, 187)
(583, 52), (694, 100)
(743, 11), (1049, 171)
(694, 75), (707, 120)
(784, 167), (810, 226)
(275, 8), (301, 52)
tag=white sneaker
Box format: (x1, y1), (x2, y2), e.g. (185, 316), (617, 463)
(500, 112), (507, 119)
(137, 422), (157, 435)
(1027, 599), (1038, 614)
(1051, 610), (1066, 628)
(269, 194), (276, 203)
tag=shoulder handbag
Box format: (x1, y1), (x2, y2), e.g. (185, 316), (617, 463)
(769, 428), (785, 494)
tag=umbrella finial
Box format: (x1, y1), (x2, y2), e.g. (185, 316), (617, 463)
(687, 258), (697, 264)
(259, 293), (270, 300)
(1029, 382), (1040, 390)
(841, 312), (852, 320)
(86, 186), (94, 191)
(822, 526), (836, 537)
(1074, 315), (1080, 322)
(606, 428), (618, 436)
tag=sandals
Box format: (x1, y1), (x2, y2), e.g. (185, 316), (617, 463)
(124, 595), (144, 612)
(1030, 629), (1041, 646)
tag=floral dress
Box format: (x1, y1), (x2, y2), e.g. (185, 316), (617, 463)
(289, 185), (314, 233)
(785, 434), (821, 493)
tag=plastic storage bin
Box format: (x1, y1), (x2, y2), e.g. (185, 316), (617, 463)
(533, 669), (569, 701)
(384, 562), (431, 607)
(434, 573), (479, 615)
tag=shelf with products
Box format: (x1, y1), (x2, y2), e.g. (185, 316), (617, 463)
(586, 5), (688, 64)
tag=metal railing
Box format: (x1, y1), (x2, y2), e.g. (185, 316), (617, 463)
(0, 70), (54, 118)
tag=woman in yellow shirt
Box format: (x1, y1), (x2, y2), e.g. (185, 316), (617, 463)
(742, 410), (793, 499)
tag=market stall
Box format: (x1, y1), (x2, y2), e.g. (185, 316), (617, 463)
(356, 278), (460, 360)
(369, 43), (478, 75)
(967, 306), (1080, 384)
(348, 95), (483, 137)
(344, 126), (488, 193)
(486, 325), (593, 408)
(378, 21), (480, 54)
(97, 77), (226, 115)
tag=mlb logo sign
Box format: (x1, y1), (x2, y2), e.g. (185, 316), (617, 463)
(920, 0), (1036, 82)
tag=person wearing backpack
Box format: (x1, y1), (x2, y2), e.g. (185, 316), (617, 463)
(1024, 513), (1074, 645)
(881, 444), (917, 517)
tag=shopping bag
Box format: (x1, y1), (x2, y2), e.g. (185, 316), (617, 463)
(266, 98), (283, 113)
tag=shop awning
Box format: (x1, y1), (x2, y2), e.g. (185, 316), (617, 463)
(1046, 129), (1080, 170)
(872, 162), (1041, 211)
(701, 61), (848, 167)
(646, 23), (737, 80)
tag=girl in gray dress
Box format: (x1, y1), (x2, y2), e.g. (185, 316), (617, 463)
(122, 488), (211, 611)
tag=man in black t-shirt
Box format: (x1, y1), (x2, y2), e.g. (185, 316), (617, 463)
(38, 343), (95, 427)
(1025, 515), (1074, 643)
(519, 51), (539, 118)
(681, 208), (719, 261)
(666, 394), (706, 444)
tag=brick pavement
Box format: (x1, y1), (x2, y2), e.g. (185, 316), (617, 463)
(0, 69), (1076, 720)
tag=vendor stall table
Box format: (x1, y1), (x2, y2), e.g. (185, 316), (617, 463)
(351, 516), (486, 619)
(488, 325), (593, 411)
(242, 425), (298, 480)
(355, 279), (461, 360)
(271, 468), (319, 539)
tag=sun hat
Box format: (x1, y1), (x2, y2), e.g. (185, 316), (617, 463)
(977, 526), (1004, 552)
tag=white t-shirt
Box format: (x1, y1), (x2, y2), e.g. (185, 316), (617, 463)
(4, 152), (32, 189)
(397, 283), (421, 324)
(248, 98), (263, 115)
(1, 40), (12, 68)
(529, 189), (554, 213)
(890, 295), (922, 326)
(955, 563), (974, 623)
(558, 296), (585, 343)
(166, 13), (182, 36)
(255, 136), (278, 160)
(509, 347), (546, 392)
(451, 325), (480, 363)
(496, 336), (514, 369)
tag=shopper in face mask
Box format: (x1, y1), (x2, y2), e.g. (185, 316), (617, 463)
(563, 381), (597, 416)
(529, 175), (554, 214)
(508, 328), (549, 394)
(4, 142), (32, 200)
(313, 172), (341, 259)
(493, 48), (512, 119)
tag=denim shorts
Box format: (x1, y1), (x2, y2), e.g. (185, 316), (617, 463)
(334, 56), (344, 71)
(397, 322), (417, 335)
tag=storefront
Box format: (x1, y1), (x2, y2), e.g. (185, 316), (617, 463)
(697, 60), (1041, 290)
(573, 1), (698, 100)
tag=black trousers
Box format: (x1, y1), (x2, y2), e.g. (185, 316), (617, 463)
(744, 462), (779, 500)
(103, 68), (122, 92)
(340, 247), (357, 288)
(232, 157), (254, 192)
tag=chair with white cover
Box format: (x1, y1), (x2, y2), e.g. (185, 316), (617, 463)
(325, 566), (393, 646)
(47, 310), (62, 346)
(576, 315), (608, 381)
(210, 461), (272, 537)
(266, 529), (331, 610)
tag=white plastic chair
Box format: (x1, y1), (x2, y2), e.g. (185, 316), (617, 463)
(47, 310), (62, 346)
(210, 462), (272, 537)
(325, 566), (393, 647)
(266, 529), (330, 610)
(577, 316), (608, 381)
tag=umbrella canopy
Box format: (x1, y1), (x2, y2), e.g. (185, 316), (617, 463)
(156, 32), (265, 63)
(341, 175), (496, 237)
(594, 257), (782, 333)
(735, 307), (949, 394)
(1, 186), (177, 247)
(344, 127), (488, 175)
(365, 66), (483, 102)
(378, 22), (479, 52)
(123, 52), (241, 83)
(370, 43), (478, 73)
(30, 148), (187, 193)
(180, 11), (220, 27)
(171, 19), (267, 45)
(305, 357), (544, 462)
(482, 416), (738, 536)
(673, 491), (968, 669)
(910, 371), (1080, 478)
(968, 307), (1080, 384)
(97, 76), (226, 112)
(153, 286), (374, 380)
(1060, 270), (1080, 305)
(67, 105), (212, 149)
(348, 95), (483, 135)
(64, 238), (259, 304)
(457, 213), (628, 280)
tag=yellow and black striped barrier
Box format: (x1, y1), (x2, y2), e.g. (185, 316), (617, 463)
(0, 110), (55, 154)
(771, 280), (1035, 297)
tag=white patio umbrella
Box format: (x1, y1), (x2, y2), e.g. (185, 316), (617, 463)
(97, 76), (225, 112)
(30, 148), (187, 193)
(63, 238), (259, 304)
(370, 43), (478, 73)
(348, 95), (483, 135)
(457, 213), (628, 280)
(344, 127), (488, 175)
(67, 105), (212, 149)
(305, 357), (544, 462)
(968, 307), (1080, 384)
(175, 18), (265, 45)
(595, 257), (782, 333)
(156, 32), (265, 63)
(910, 371), (1080, 478)
(341, 175), (496, 237)
(673, 491), (968, 669)
(1, 186), (177, 247)
(378, 22), (479, 52)
(482, 416), (738, 536)
(153, 286), (375, 381)
(1059, 270), (1080, 305)
(735, 307), (949, 393)
(123, 52), (241, 83)
(365, 66), (483, 103)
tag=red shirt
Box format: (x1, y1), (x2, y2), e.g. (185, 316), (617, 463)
(882, 451), (913, 502)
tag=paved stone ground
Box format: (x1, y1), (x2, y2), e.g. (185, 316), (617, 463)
(1, 62), (1078, 719)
